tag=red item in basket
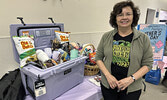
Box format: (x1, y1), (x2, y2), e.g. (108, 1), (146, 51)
(89, 52), (96, 65)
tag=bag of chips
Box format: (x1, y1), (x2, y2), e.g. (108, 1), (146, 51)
(13, 36), (36, 68)
(55, 31), (70, 44)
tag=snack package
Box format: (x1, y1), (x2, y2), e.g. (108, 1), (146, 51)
(13, 36), (36, 68)
(89, 52), (96, 65)
(55, 31), (70, 44)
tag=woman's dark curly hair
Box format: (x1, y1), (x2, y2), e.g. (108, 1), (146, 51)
(109, 0), (140, 28)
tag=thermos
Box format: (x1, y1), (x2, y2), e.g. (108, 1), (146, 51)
(36, 49), (50, 63)
(70, 49), (79, 60)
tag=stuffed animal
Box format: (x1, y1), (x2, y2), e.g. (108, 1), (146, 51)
(61, 42), (71, 55)
(70, 42), (80, 50)
(51, 38), (62, 51)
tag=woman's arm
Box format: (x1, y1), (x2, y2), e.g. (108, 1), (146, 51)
(117, 65), (149, 90)
(132, 65), (149, 80)
(96, 60), (118, 89)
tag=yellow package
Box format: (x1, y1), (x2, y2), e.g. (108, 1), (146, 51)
(13, 36), (36, 68)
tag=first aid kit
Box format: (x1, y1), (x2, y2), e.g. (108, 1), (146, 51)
(10, 17), (86, 100)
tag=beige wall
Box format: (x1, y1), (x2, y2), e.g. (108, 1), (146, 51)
(0, 0), (167, 77)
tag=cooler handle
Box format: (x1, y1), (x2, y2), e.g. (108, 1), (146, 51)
(55, 61), (78, 74)
(17, 17), (26, 26)
(53, 57), (87, 74)
(48, 17), (55, 24)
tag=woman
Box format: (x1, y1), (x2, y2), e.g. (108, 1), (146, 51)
(95, 1), (153, 100)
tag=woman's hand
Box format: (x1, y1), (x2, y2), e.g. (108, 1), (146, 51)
(105, 74), (118, 89)
(96, 60), (118, 89)
(117, 76), (134, 91)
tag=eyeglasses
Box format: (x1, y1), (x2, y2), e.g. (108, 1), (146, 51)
(117, 13), (133, 17)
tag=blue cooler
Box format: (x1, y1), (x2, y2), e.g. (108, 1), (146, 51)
(10, 23), (86, 100)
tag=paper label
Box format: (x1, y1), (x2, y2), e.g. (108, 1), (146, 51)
(34, 79), (46, 97)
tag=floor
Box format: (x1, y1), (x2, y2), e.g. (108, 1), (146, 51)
(140, 81), (167, 100)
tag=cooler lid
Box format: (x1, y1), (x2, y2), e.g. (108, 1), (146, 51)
(10, 23), (64, 63)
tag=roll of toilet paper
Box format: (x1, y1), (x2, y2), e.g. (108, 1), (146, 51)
(44, 48), (52, 58)
(52, 51), (61, 61)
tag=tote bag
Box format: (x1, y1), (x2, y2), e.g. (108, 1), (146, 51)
(145, 68), (161, 85)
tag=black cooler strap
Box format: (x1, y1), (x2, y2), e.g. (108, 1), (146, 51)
(25, 75), (36, 100)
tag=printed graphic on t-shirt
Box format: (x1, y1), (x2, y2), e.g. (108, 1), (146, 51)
(112, 40), (131, 68)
